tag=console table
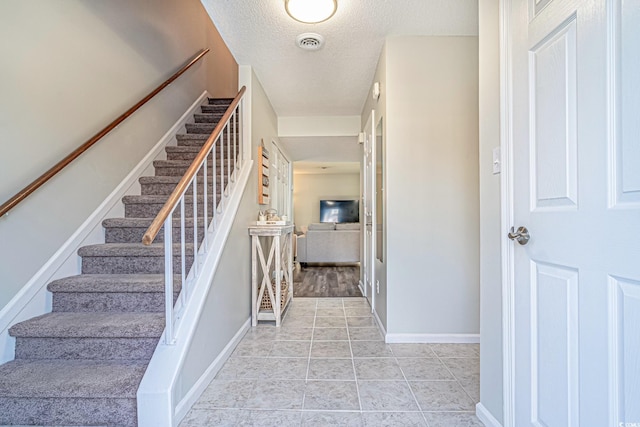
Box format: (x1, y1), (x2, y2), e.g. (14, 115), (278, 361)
(249, 224), (294, 326)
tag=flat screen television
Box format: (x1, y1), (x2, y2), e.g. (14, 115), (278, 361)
(319, 200), (359, 223)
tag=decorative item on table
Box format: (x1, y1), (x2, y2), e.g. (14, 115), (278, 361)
(256, 208), (288, 225)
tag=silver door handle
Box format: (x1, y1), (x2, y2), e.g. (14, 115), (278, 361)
(508, 226), (530, 245)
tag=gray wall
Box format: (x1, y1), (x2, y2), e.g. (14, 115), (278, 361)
(479, 0), (503, 422)
(0, 0), (237, 311)
(178, 68), (279, 402)
(381, 36), (480, 336)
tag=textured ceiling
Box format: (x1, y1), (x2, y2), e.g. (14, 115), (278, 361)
(201, 0), (478, 117)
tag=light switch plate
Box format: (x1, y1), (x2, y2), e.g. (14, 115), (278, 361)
(492, 146), (501, 174)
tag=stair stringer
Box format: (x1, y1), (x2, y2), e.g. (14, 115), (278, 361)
(0, 91), (210, 364)
(137, 159), (253, 427)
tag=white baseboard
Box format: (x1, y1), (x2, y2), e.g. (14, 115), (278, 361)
(476, 402), (503, 427)
(358, 280), (365, 296)
(373, 309), (386, 336)
(174, 318), (250, 422)
(385, 333), (480, 344)
(0, 91), (209, 363)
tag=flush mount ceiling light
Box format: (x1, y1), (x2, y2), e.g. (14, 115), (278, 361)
(285, 0), (337, 24)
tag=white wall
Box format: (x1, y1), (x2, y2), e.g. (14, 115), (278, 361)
(0, 0), (237, 311)
(292, 173), (360, 229)
(478, 0), (503, 423)
(383, 36), (480, 337)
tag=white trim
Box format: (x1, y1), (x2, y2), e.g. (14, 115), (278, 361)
(358, 280), (365, 297)
(499, 0), (516, 425)
(385, 333), (480, 344)
(477, 402), (504, 427)
(373, 308), (386, 337)
(0, 91), (209, 363)
(137, 161), (253, 427)
(174, 318), (250, 423)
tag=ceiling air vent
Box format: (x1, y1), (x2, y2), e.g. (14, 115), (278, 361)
(296, 33), (325, 51)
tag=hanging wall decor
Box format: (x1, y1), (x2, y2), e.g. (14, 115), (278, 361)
(258, 140), (270, 205)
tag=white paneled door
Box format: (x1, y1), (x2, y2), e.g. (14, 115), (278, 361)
(509, 0), (640, 426)
(363, 111), (375, 309)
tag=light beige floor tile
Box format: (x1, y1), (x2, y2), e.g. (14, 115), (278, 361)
(316, 308), (345, 317)
(358, 380), (419, 411)
(315, 316), (347, 328)
(312, 327), (349, 341)
(308, 358), (355, 380)
(361, 411), (426, 427)
(430, 343), (479, 358)
(242, 327), (277, 342)
(348, 327), (383, 341)
(215, 357), (269, 380)
(310, 341), (352, 357)
(390, 343), (435, 358)
(354, 358), (404, 380)
(345, 307), (372, 317)
(459, 378), (480, 402)
(351, 341), (394, 358)
(441, 357), (480, 381)
(241, 410), (303, 426)
(303, 380), (360, 410)
(410, 381), (476, 411)
(423, 411), (484, 427)
(179, 408), (247, 426)
(232, 340), (273, 357)
(347, 316), (377, 327)
(269, 341), (311, 358)
(274, 327), (313, 341)
(397, 358), (454, 380)
(192, 379), (255, 409)
(302, 411), (363, 426)
(343, 298), (370, 308)
(282, 315), (315, 328)
(245, 380), (305, 409)
(316, 299), (345, 308)
(262, 358), (309, 379)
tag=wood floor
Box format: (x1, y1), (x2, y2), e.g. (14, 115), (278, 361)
(293, 264), (362, 298)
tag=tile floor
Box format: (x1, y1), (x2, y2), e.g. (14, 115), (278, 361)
(181, 298), (483, 427)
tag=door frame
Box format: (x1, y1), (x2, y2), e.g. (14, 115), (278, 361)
(499, 0), (516, 425)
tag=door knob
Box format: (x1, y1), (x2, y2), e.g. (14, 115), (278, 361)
(508, 226), (530, 245)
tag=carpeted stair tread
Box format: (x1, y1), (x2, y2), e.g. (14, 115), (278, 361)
(0, 359), (146, 398)
(78, 242), (194, 257)
(47, 274), (181, 293)
(194, 113), (224, 123)
(153, 159), (228, 168)
(165, 145), (237, 154)
(201, 104), (230, 113)
(208, 97), (233, 105)
(9, 312), (164, 338)
(103, 217), (198, 228)
(139, 175), (221, 185)
(185, 122), (216, 134)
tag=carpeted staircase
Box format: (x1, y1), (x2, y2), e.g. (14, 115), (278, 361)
(0, 98), (236, 426)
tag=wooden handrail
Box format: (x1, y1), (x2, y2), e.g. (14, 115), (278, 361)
(141, 86), (246, 246)
(0, 48), (210, 218)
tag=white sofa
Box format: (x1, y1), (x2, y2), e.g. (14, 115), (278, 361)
(296, 222), (361, 263)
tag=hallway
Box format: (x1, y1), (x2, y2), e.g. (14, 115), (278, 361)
(181, 298), (482, 426)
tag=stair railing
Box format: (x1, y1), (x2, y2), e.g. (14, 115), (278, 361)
(0, 49), (210, 218)
(142, 86), (246, 344)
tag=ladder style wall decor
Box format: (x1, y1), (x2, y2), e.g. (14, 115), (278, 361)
(258, 140), (270, 205)
(249, 224), (294, 326)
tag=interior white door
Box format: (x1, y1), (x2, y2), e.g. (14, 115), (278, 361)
(363, 111), (375, 306)
(510, 0), (640, 426)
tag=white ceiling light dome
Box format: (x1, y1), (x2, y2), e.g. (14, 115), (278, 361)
(285, 0), (338, 24)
